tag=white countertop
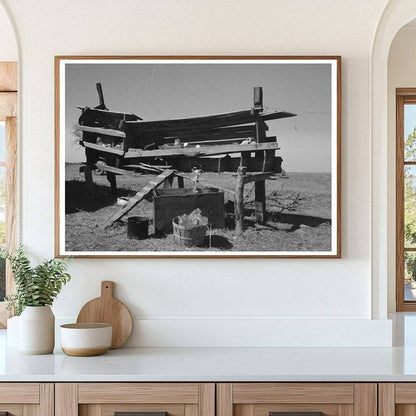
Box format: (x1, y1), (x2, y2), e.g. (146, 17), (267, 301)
(2, 328), (416, 382)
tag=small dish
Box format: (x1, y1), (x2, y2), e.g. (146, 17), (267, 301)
(60, 323), (112, 356)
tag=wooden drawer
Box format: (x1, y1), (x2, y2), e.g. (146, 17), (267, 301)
(379, 383), (416, 416)
(56, 383), (215, 416)
(217, 383), (377, 416)
(0, 383), (53, 415)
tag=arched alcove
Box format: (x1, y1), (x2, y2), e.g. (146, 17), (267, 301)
(0, 2), (17, 61)
(371, 0), (416, 320)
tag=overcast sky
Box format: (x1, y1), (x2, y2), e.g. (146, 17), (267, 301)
(64, 61), (333, 172)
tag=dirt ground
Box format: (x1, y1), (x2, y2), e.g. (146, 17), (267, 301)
(64, 163), (332, 253)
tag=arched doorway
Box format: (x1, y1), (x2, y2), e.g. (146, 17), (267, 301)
(371, 1), (416, 319)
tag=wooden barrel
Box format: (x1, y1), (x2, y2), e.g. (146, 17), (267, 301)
(172, 217), (207, 248)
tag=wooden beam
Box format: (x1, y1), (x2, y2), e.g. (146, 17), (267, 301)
(0, 62), (17, 92)
(125, 109), (254, 131)
(125, 142), (279, 159)
(135, 125), (259, 141)
(90, 163), (141, 177)
(242, 172), (275, 184)
(0, 92), (17, 120)
(126, 109), (296, 134)
(105, 169), (175, 227)
(261, 110), (297, 121)
(79, 124), (126, 138)
(83, 140), (125, 156)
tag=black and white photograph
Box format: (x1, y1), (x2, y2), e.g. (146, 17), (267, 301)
(55, 57), (341, 258)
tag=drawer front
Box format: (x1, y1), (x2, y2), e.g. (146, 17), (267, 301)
(0, 383), (53, 416)
(56, 383), (215, 416)
(379, 383), (416, 416)
(218, 383), (376, 416)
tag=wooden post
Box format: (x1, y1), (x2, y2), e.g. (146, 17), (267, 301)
(240, 151), (251, 170)
(177, 175), (184, 188)
(255, 180), (266, 223)
(84, 164), (95, 201)
(106, 172), (117, 195)
(235, 166), (246, 235)
(253, 86), (265, 144)
(263, 149), (275, 172)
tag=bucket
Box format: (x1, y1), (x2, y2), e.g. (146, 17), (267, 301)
(172, 216), (207, 248)
(127, 216), (149, 239)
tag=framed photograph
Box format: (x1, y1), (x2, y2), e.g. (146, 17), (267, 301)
(55, 56), (341, 258)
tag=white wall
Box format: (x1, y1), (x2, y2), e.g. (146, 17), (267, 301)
(387, 25), (416, 312)
(0, 4), (16, 61)
(0, 0), (393, 346)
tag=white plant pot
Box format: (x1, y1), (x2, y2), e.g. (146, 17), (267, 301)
(19, 306), (55, 354)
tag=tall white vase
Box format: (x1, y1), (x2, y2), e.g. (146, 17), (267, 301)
(19, 306), (55, 354)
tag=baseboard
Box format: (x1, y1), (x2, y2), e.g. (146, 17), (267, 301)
(55, 317), (392, 347)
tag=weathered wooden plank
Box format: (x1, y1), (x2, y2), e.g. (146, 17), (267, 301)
(136, 125), (259, 141)
(105, 169), (175, 226)
(82, 106), (141, 118)
(125, 109), (295, 134)
(79, 124), (126, 138)
(125, 142), (279, 159)
(93, 163), (142, 177)
(125, 109), (254, 131)
(83, 141), (125, 156)
(242, 172), (275, 184)
(261, 110), (297, 121)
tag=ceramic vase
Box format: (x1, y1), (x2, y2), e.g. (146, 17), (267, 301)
(19, 306), (55, 354)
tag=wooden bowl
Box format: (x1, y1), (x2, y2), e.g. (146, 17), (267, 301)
(60, 323), (112, 356)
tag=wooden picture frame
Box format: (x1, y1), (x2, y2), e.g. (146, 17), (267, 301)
(55, 56), (341, 258)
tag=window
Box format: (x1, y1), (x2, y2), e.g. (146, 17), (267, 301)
(396, 89), (416, 310)
(0, 62), (17, 327)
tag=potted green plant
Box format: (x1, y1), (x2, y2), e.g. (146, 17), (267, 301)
(1, 246), (71, 354)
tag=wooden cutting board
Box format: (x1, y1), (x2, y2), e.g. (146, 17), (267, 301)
(76, 281), (133, 349)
